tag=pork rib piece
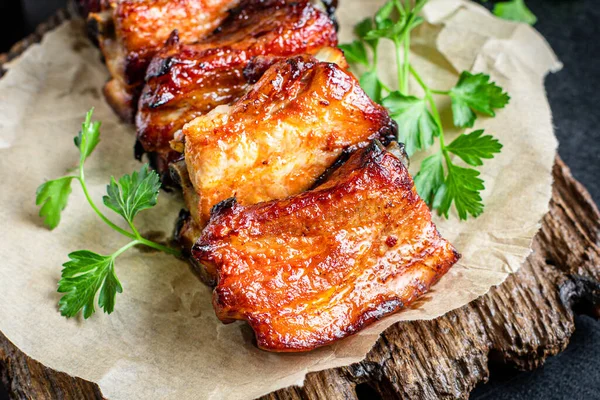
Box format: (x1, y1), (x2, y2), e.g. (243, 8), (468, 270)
(182, 53), (397, 235)
(136, 0), (338, 179)
(89, 0), (240, 121)
(170, 48), (357, 283)
(193, 141), (460, 352)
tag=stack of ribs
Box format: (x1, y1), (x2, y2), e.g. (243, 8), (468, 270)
(86, 0), (459, 352)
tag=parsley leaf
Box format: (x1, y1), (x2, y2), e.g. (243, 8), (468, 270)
(35, 176), (75, 230)
(339, 0), (509, 221)
(37, 109), (181, 321)
(360, 70), (383, 104)
(494, 0), (537, 26)
(375, 1), (395, 27)
(103, 164), (161, 223)
(339, 40), (369, 67)
(382, 91), (439, 156)
(58, 250), (122, 318)
(364, 1), (408, 41)
(355, 18), (378, 50)
(36, 110), (103, 230)
(433, 162), (485, 220)
(365, 19), (406, 41)
(414, 154), (445, 205)
(446, 129), (503, 166)
(74, 109), (101, 163)
(449, 72), (510, 128)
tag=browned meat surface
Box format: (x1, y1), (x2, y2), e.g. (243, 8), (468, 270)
(136, 0), (338, 178)
(183, 53), (396, 232)
(192, 141), (460, 352)
(84, 0), (458, 354)
(89, 0), (240, 121)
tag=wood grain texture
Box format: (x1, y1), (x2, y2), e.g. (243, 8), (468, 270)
(1, 12), (599, 400)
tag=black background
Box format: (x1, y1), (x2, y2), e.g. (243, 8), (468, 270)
(0, 0), (598, 399)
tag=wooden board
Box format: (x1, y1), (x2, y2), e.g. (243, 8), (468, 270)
(1, 11), (600, 400)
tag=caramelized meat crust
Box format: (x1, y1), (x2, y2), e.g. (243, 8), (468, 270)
(136, 0), (338, 175)
(193, 141), (460, 352)
(183, 53), (397, 232)
(89, 0), (240, 120)
(171, 48), (355, 276)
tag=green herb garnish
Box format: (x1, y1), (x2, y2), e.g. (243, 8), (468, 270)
(493, 0), (537, 25)
(340, 0), (509, 220)
(36, 109), (181, 319)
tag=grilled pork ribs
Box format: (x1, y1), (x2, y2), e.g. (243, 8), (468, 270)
(176, 51), (397, 282)
(136, 0), (338, 179)
(83, 0), (459, 352)
(89, 0), (241, 121)
(193, 141), (460, 351)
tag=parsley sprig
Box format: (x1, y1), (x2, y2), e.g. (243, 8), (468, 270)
(340, 0), (509, 220)
(493, 0), (537, 25)
(36, 109), (181, 319)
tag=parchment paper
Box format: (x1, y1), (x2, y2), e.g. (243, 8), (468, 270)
(0, 1), (560, 398)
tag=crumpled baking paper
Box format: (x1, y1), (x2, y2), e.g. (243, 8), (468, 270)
(0, 1), (560, 398)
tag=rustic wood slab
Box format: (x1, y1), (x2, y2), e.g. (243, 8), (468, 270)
(1, 11), (599, 400)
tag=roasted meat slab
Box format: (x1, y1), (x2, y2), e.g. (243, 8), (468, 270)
(83, 0), (459, 353)
(136, 0), (338, 178)
(182, 53), (397, 235)
(192, 141), (460, 352)
(89, 0), (240, 121)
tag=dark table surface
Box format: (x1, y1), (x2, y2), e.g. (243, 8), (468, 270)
(0, 0), (598, 399)
(473, 0), (600, 397)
